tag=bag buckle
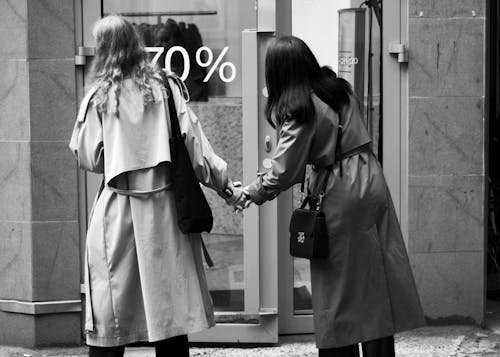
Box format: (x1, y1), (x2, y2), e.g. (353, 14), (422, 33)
(300, 191), (306, 206)
(317, 194), (324, 210)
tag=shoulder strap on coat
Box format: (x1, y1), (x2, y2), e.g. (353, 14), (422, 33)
(77, 86), (99, 123)
(162, 70), (190, 103)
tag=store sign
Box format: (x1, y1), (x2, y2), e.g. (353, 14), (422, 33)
(146, 46), (236, 83)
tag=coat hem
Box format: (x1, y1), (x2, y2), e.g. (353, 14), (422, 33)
(315, 319), (427, 349)
(86, 320), (215, 347)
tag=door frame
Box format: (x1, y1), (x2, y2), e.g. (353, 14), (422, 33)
(382, 0), (409, 242)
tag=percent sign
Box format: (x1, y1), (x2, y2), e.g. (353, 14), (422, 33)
(146, 46), (236, 83)
(196, 46), (236, 83)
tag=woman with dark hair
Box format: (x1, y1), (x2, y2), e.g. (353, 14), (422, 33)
(69, 15), (245, 357)
(244, 36), (426, 357)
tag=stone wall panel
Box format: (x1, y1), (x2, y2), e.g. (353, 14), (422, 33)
(409, 18), (484, 97)
(409, 97), (483, 176)
(29, 59), (76, 141)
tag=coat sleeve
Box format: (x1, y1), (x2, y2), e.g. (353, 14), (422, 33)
(168, 78), (232, 195)
(69, 95), (104, 173)
(246, 118), (315, 205)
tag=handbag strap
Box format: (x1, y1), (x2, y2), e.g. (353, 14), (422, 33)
(300, 168), (332, 209)
(336, 123), (343, 177)
(299, 111), (343, 201)
(159, 71), (215, 268)
(160, 71), (183, 139)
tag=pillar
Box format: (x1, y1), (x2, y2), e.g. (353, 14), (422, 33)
(0, 0), (81, 346)
(407, 0), (486, 324)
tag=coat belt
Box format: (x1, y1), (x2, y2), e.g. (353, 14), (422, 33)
(107, 183), (173, 197)
(313, 143), (373, 172)
(340, 142), (372, 160)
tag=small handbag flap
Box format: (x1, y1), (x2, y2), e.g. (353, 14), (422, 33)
(289, 208), (322, 235)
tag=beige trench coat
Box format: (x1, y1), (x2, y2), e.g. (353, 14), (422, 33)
(247, 94), (426, 349)
(69, 76), (229, 346)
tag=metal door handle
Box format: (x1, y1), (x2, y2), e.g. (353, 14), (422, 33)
(265, 135), (272, 152)
(388, 43), (409, 63)
(75, 46), (96, 66)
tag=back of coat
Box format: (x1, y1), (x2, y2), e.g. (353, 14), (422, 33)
(69, 77), (230, 347)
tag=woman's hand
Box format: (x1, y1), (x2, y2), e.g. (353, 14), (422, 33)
(233, 186), (253, 213)
(229, 182), (252, 213)
(222, 181), (246, 210)
(232, 189), (250, 213)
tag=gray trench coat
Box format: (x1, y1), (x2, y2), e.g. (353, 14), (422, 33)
(69, 76), (229, 346)
(247, 94), (426, 349)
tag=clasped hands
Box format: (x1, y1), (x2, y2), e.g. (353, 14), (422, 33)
(225, 181), (252, 213)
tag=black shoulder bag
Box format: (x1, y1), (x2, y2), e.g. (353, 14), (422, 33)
(161, 73), (214, 266)
(289, 121), (343, 259)
(289, 168), (331, 259)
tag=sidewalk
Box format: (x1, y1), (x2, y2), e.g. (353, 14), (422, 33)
(1, 325), (499, 357)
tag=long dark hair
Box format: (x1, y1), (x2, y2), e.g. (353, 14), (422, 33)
(264, 36), (352, 127)
(90, 15), (157, 117)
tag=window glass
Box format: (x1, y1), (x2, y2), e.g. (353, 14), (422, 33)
(103, 0), (257, 99)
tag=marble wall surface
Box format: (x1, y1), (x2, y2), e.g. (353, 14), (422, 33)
(190, 99), (243, 236)
(407, 0), (485, 324)
(0, 0), (80, 347)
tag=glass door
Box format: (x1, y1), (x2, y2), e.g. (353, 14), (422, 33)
(77, 0), (279, 343)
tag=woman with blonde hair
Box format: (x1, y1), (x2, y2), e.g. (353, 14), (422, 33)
(70, 15), (245, 357)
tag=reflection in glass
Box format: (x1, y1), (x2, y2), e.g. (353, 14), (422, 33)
(294, 258), (313, 313)
(292, 183), (313, 314)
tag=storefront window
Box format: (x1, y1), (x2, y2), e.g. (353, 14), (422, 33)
(101, 0), (256, 316)
(103, 0), (256, 100)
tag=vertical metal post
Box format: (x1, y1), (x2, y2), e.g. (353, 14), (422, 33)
(382, 0), (408, 240)
(242, 30), (260, 315)
(276, 0), (292, 36)
(257, 0), (276, 31)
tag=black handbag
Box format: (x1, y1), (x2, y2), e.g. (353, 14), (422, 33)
(289, 168), (331, 259)
(289, 113), (344, 259)
(161, 73), (215, 266)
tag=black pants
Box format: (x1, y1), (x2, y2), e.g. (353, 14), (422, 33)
(88, 334), (189, 357)
(318, 336), (395, 357)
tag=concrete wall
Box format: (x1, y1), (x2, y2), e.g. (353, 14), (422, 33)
(0, 0), (81, 346)
(407, 0), (486, 324)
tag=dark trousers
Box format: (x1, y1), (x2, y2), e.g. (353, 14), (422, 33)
(318, 336), (395, 357)
(88, 334), (189, 357)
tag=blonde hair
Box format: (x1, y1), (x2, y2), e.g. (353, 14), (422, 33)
(90, 15), (157, 117)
